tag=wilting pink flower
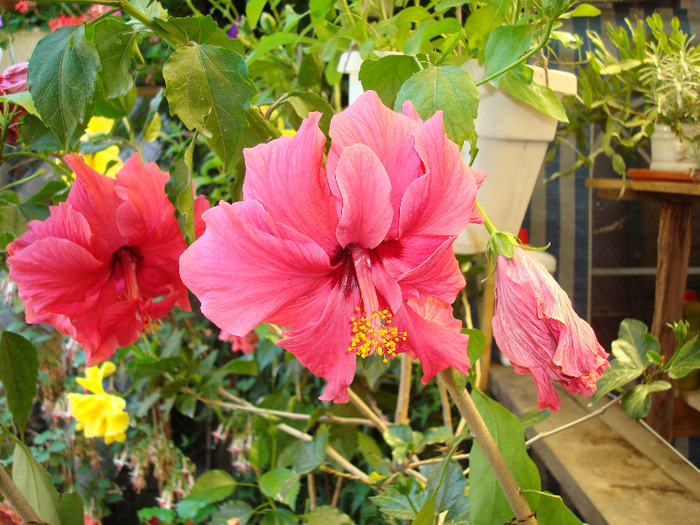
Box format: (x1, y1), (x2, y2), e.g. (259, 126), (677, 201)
(0, 62), (28, 143)
(492, 247), (609, 411)
(180, 90), (485, 402)
(7, 154), (208, 366)
(14, 1), (32, 13)
(219, 330), (259, 354)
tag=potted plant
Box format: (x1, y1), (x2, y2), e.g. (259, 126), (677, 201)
(556, 13), (700, 181)
(333, 0), (591, 253)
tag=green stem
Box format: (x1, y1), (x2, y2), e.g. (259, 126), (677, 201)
(2, 151), (72, 179)
(475, 200), (497, 235)
(0, 466), (44, 524)
(475, 18), (554, 88)
(440, 370), (537, 524)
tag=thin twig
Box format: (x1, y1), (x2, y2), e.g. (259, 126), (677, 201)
(394, 354), (412, 425)
(0, 465), (44, 524)
(348, 388), (388, 433)
(307, 474), (317, 510)
(331, 475), (343, 506)
(437, 374), (453, 432)
(408, 453), (470, 468)
(440, 371), (537, 524)
(526, 395), (622, 446)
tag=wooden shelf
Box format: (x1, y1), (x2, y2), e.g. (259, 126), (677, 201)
(586, 177), (700, 203)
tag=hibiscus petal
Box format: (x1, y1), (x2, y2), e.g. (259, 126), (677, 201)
(376, 235), (464, 304)
(279, 284), (360, 403)
(243, 113), (339, 254)
(63, 154), (124, 252)
(328, 91), (423, 238)
(114, 154), (172, 243)
(180, 200), (334, 336)
(396, 296), (470, 383)
(335, 143), (393, 249)
(399, 111), (486, 237)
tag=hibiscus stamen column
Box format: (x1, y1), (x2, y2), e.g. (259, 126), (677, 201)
(439, 370), (537, 524)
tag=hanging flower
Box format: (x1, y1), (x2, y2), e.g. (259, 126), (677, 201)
(48, 14), (85, 31)
(0, 62), (28, 144)
(13, 1), (32, 13)
(67, 362), (129, 444)
(492, 247), (609, 411)
(7, 154), (209, 365)
(180, 90), (485, 402)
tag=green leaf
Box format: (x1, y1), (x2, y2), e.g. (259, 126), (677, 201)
(12, 441), (61, 525)
(93, 82), (137, 119)
(2, 92), (39, 117)
(28, 25), (100, 149)
(444, 496), (470, 524)
(668, 334), (700, 379)
(209, 501), (254, 525)
(519, 408), (551, 430)
(306, 505), (354, 525)
(165, 138), (196, 245)
(499, 66), (568, 123)
(292, 428), (327, 475)
(383, 424), (413, 448)
(0, 331), (38, 436)
(57, 492), (85, 525)
(167, 15), (244, 53)
(621, 381), (671, 419)
(371, 485), (426, 520)
(186, 470), (237, 504)
(359, 55), (420, 110)
(395, 65), (478, 151)
(246, 32), (313, 64)
(261, 508), (298, 525)
(163, 44), (256, 170)
(284, 91), (334, 138)
(484, 25), (535, 85)
(536, 492), (583, 524)
(246, 0), (267, 30)
(469, 390), (541, 525)
(357, 431), (391, 476)
(563, 3), (601, 18)
(422, 459), (466, 513)
(413, 491), (437, 525)
(92, 16), (141, 99)
(259, 468), (300, 508)
(589, 319), (658, 403)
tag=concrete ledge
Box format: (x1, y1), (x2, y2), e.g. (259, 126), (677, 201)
(489, 364), (700, 525)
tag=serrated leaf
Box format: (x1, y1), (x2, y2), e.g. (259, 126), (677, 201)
(209, 500), (254, 525)
(395, 65), (478, 151)
(422, 459), (466, 513)
(444, 496), (470, 524)
(186, 470), (237, 504)
(668, 334), (700, 379)
(0, 331), (38, 436)
(359, 55), (420, 109)
(163, 44), (256, 170)
(92, 17), (141, 98)
(383, 424), (413, 448)
(2, 91), (38, 117)
(261, 508), (298, 525)
(535, 492), (583, 524)
(371, 486), (426, 520)
(469, 390), (540, 525)
(259, 468), (300, 508)
(621, 381), (671, 419)
(166, 139), (196, 244)
(589, 319), (657, 403)
(357, 432), (391, 476)
(499, 66), (568, 123)
(28, 25), (100, 149)
(293, 428), (327, 475)
(306, 505), (354, 525)
(167, 15), (244, 53)
(12, 442), (61, 525)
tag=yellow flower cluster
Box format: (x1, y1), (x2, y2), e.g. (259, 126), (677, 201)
(82, 117), (123, 178)
(67, 361), (129, 444)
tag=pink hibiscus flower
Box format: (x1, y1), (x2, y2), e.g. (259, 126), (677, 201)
(492, 247), (609, 411)
(0, 62), (28, 144)
(7, 154), (209, 366)
(180, 90), (485, 402)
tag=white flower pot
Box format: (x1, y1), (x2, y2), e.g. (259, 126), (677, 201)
(454, 61), (577, 254)
(338, 52), (577, 254)
(649, 123), (700, 173)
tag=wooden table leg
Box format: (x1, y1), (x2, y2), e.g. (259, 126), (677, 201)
(646, 201), (693, 442)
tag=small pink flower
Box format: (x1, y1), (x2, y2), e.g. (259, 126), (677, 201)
(492, 247), (609, 411)
(7, 154), (209, 365)
(218, 330), (259, 354)
(14, 1), (32, 13)
(0, 62), (28, 143)
(180, 91), (485, 402)
(48, 14), (85, 31)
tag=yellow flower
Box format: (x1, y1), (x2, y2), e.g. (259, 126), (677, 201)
(81, 117), (123, 178)
(67, 362), (129, 444)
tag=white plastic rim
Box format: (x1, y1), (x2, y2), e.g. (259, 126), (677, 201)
(649, 123), (700, 172)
